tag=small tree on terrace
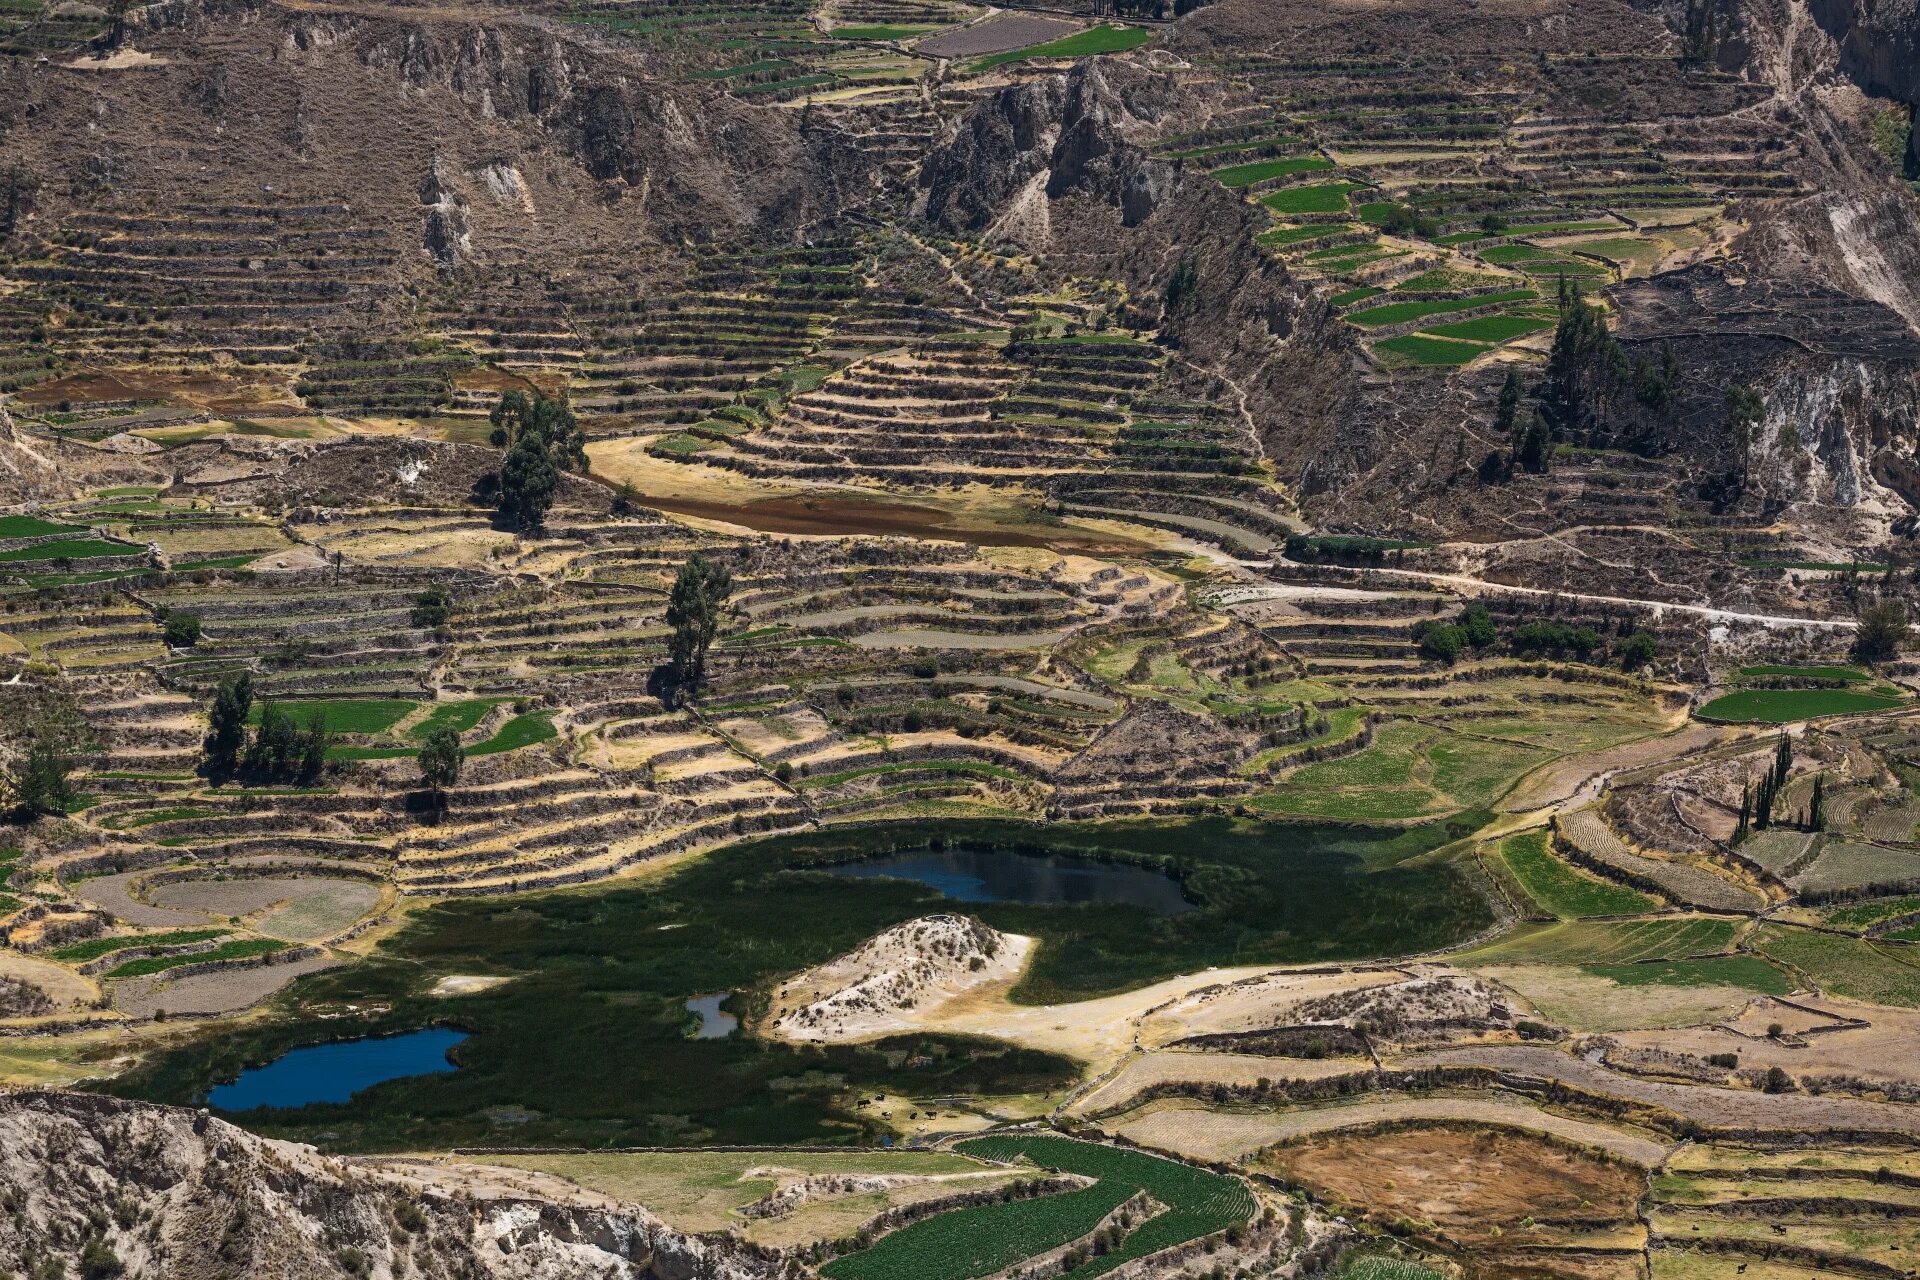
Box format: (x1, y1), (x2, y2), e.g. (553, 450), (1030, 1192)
(418, 725), (465, 809)
(1853, 598), (1910, 665)
(2, 707), (94, 820)
(665, 553), (734, 691)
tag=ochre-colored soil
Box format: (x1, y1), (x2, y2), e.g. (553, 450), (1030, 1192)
(1258, 1122), (1645, 1248)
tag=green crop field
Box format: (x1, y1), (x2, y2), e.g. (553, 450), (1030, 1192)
(106, 938), (288, 979)
(1210, 155), (1334, 187)
(972, 24), (1153, 71)
(1261, 182), (1366, 215)
(1697, 688), (1905, 722)
(1420, 313), (1555, 343)
(1464, 916), (1739, 967)
(821, 1178), (1133, 1280)
(331, 710), (554, 760)
(814, 1134), (1260, 1280)
(1754, 926), (1920, 1006)
(1581, 954), (1792, 993)
(0, 515), (84, 538)
(248, 698), (418, 734)
(1499, 830), (1656, 918)
(1819, 895), (1920, 930)
(1347, 289), (1537, 328)
(1373, 334), (1486, 366)
(0, 537), (139, 562)
(49, 928), (229, 963)
(408, 697), (512, 740)
(1330, 285), (1384, 306)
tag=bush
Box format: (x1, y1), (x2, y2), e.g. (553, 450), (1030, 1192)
(410, 585), (453, 629)
(162, 613), (202, 648)
(1617, 631), (1657, 670)
(1416, 622), (1466, 663)
(1763, 1065), (1793, 1093)
(1512, 621), (1601, 658)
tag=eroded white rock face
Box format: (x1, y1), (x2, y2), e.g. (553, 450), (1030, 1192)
(767, 912), (1032, 1043)
(0, 1091), (783, 1280)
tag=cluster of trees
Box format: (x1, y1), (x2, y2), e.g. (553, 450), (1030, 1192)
(1479, 368), (1553, 483)
(1544, 281), (1683, 454)
(1734, 733), (1816, 840)
(203, 673), (329, 783)
(1415, 603), (1658, 670)
(1377, 204), (1443, 238)
(490, 390), (588, 531)
(1413, 602), (1497, 662)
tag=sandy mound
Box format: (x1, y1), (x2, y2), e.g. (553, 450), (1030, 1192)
(766, 914), (1033, 1044)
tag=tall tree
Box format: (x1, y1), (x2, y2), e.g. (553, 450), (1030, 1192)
(418, 725), (465, 806)
(489, 389), (587, 472)
(298, 713), (330, 784)
(498, 431), (560, 531)
(665, 553), (734, 691)
(205, 671), (253, 777)
(1494, 367), (1523, 451)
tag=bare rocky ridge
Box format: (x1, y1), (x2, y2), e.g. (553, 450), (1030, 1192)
(0, 1089), (783, 1280)
(767, 913), (1031, 1042)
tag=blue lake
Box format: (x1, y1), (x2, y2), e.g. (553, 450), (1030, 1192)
(207, 1027), (469, 1111)
(825, 846), (1194, 915)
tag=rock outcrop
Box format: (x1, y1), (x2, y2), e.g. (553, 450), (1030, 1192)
(0, 1090), (783, 1280)
(767, 913), (1030, 1043)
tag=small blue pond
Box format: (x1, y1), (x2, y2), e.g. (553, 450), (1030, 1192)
(825, 846), (1194, 915)
(207, 1027), (469, 1112)
(685, 993), (738, 1039)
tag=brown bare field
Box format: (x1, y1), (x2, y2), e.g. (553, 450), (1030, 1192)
(916, 13), (1081, 58)
(1609, 997), (1920, 1090)
(1105, 1095), (1673, 1165)
(141, 876), (382, 941)
(1257, 1122), (1646, 1249)
(1475, 962), (1767, 1031)
(0, 951), (99, 1016)
(1503, 722), (1727, 812)
(1397, 1044), (1920, 1134)
(114, 952), (341, 1018)
(15, 366), (301, 412)
(1069, 1049), (1369, 1115)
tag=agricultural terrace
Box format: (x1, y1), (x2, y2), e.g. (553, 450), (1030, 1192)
(823, 1134), (1256, 1280)
(1166, 46), (1787, 372)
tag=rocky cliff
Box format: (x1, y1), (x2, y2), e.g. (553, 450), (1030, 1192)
(1804, 0), (1920, 173)
(0, 1090), (783, 1280)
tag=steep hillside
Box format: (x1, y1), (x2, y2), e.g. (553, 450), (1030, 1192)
(0, 1089), (782, 1279)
